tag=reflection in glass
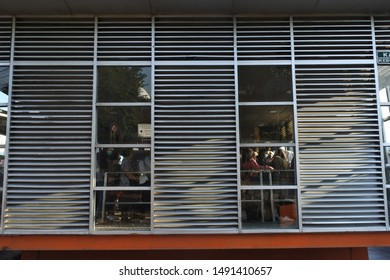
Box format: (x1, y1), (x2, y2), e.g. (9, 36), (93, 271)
(382, 106), (390, 143)
(97, 107), (151, 144)
(241, 147), (296, 186)
(239, 105), (294, 143)
(241, 189), (298, 230)
(384, 147), (390, 184)
(0, 107), (7, 140)
(96, 148), (151, 187)
(94, 190), (150, 231)
(379, 66), (390, 103)
(387, 189), (390, 219)
(98, 66), (151, 102)
(238, 65), (292, 102)
(0, 67), (9, 104)
(0, 190), (2, 224)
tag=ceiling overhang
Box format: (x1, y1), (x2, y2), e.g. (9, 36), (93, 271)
(0, 0), (390, 16)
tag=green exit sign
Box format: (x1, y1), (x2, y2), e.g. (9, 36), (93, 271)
(378, 51), (390, 64)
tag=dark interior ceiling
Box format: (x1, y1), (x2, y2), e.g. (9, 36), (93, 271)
(0, 0), (390, 16)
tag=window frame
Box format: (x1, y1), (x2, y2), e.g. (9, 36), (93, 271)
(0, 64), (10, 233)
(378, 65), (390, 226)
(93, 64), (153, 233)
(237, 63), (300, 232)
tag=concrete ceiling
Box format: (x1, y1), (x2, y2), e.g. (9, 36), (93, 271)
(0, 0), (390, 16)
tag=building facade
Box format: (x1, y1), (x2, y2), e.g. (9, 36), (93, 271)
(1, 1), (390, 259)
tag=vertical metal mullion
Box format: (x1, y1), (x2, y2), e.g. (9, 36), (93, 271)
(290, 16), (303, 232)
(371, 15), (390, 230)
(150, 16), (156, 234)
(1, 17), (15, 233)
(233, 16), (242, 233)
(90, 16), (98, 234)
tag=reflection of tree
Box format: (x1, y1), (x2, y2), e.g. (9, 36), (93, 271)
(239, 66), (291, 101)
(0, 67), (9, 94)
(97, 66), (150, 144)
(0, 85), (7, 95)
(98, 66), (149, 102)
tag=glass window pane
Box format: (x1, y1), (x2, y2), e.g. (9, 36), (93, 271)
(96, 148), (151, 187)
(241, 147), (296, 186)
(0, 67), (9, 104)
(239, 105), (294, 143)
(0, 107), (7, 140)
(381, 106), (390, 144)
(238, 65), (292, 102)
(379, 66), (390, 103)
(94, 190), (150, 231)
(97, 66), (151, 102)
(0, 188), (2, 227)
(241, 189), (298, 230)
(387, 189), (390, 218)
(97, 106), (151, 144)
(384, 147), (390, 184)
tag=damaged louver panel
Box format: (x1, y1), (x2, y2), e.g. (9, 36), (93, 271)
(4, 66), (93, 233)
(154, 17), (234, 61)
(0, 18), (12, 62)
(293, 17), (373, 61)
(97, 18), (152, 61)
(236, 17), (291, 61)
(153, 65), (238, 233)
(14, 18), (94, 62)
(296, 64), (386, 231)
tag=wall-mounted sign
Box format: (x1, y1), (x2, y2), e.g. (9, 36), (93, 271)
(138, 123), (151, 138)
(378, 51), (390, 64)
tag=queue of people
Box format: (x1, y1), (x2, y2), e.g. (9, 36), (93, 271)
(241, 147), (295, 186)
(96, 148), (151, 222)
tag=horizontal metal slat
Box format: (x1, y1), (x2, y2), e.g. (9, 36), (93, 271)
(296, 62), (385, 231)
(5, 64), (93, 233)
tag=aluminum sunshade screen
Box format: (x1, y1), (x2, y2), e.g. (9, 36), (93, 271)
(293, 17), (373, 60)
(374, 16), (390, 51)
(153, 66), (238, 232)
(97, 18), (152, 61)
(153, 18), (238, 232)
(154, 18), (234, 61)
(236, 17), (291, 61)
(14, 18), (94, 62)
(296, 64), (386, 230)
(0, 18), (12, 62)
(4, 66), (93, 233)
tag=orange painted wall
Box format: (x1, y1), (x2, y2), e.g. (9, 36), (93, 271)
(1, 232), (390, 252)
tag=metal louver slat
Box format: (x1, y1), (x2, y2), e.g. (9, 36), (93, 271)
(296, 64), (386, 231)
(293, 17), (373, 61)
(14, 18), (94, 61)
(4, 66), (93, 233)
(154, 65), (238, 232)
(154, 18), (234, 61)
(0, 18), (12, 62)
(97, 18), (152, 61)
(236, 17), (291, 61)
(374, 16), (390, 51)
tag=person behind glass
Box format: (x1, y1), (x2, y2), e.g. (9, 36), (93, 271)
(270, 148), (289, 185)
(110, 122), (122, 144)
(119, 149), (139, 186)
(264, 148), (275, 166)
(241, 148), (274, 185)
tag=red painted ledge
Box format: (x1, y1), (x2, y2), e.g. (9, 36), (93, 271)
(1, 232), (390, 251)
